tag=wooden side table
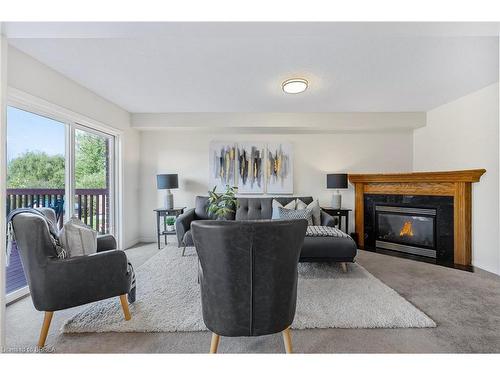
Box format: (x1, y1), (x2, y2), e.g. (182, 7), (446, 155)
(154, 207), (186, 249)
(321, 208), (351, 234)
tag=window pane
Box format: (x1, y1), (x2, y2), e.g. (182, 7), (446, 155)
(74, 128), (112, 234)
(6, 106), (66, 294)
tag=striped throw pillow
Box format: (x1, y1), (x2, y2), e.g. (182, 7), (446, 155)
(277, 207), (313, 226)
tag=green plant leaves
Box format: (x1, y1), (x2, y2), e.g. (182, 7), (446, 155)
(207, 185), (238, 219)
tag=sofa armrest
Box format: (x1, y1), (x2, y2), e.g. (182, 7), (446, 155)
(97, 234), (117, 252)
(175, 208), (196, 246)
(320, 210), (338, 227)
(41, 250), (131, 311)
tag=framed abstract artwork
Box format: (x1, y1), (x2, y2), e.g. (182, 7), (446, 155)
(209, 142), (236, 192)
(209, 141), (293, 194)
(236, 142), (265, 194)
(266, 142), (293, 194)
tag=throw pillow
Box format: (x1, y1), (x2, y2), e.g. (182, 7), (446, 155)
(277, 207), (313, 226)
(296, 199), (321, 226)
(271, 199), (296, 219)
(59, 217), (98, 257)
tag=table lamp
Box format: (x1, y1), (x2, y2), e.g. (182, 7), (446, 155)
(327, 173), (348, 209)
(157, 174), (178, 209)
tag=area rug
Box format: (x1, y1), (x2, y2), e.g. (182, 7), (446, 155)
(63, 246), (436, 333)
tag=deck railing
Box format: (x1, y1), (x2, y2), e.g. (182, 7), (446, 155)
(6, 187), (110, 294)
(6, 188), (110, 233)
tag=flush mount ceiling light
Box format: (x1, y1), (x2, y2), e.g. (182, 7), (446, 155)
(282, 78), (308, 94)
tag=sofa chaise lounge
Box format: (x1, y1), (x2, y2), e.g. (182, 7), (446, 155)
(176, 196), (357, 266)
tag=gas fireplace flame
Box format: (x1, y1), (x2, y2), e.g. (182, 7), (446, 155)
(399, 221), (414, 237)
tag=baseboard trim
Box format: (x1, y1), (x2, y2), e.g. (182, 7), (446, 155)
(139, 236), (157, 244)
(123, 238), (141, 250)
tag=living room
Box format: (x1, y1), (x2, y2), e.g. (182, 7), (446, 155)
(1, 1), (500, 373)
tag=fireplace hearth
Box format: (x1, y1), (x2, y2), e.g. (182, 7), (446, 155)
(375, 205), (436, 258)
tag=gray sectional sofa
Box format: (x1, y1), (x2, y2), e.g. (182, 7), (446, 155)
(175, 196), (358, 264)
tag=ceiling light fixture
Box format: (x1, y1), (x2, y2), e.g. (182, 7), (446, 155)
(282, 78), (308, 94)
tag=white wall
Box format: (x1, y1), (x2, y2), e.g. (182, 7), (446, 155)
(7, 46), (141, 249)
(138, 129), (414, 241)
(0, 34), (8, 349)
(414, 83), (500, 275)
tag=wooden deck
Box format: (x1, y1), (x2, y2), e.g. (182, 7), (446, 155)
(6, 243), (27, 294)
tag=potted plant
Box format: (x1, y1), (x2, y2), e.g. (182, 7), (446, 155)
(207, 185), (238, 220)
(165, 216), (176, 232)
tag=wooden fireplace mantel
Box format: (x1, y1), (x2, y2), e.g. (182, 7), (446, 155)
(348, 169), (486, 266)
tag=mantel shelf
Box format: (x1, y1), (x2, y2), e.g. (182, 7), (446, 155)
(348, 169), (486, 184)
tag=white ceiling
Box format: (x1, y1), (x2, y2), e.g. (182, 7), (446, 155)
(5, 22), (499, 113)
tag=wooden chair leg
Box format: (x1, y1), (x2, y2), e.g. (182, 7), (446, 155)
(119, 294), (132, 321)
(210, 333), (220, 353)
(282, 327), (293, 353)
(38, 311), (54, 348)
(341, 262), (348, 273)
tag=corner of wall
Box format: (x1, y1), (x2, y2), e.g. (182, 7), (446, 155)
(412, 83), (500, 275)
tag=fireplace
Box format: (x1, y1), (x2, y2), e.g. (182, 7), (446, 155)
(363, 194), (454, 265)
(375, 205), (436, 258)
(349, 169), (486, 267)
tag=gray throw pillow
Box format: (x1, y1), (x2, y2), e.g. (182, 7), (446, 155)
(296, 199), (321, 226)
(271, 199), (296, 219)
(277, 207), (313, 226)
(59, 217), (98, 257)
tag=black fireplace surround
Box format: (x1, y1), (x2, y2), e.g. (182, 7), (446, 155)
(364, 194), (454, 264)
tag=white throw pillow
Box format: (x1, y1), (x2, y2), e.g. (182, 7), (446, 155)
(296, 199), (321, 226)
(271, 199), (296, 219)
(59, 217), (98, 257)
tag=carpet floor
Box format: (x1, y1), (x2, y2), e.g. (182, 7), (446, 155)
(5, 243), (500, 353)
(62, 246), (435, 333)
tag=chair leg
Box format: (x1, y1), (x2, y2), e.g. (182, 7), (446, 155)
(182, 246), (186, 256)
(38, 311), (54, 348)
(119, 294), (132, 321)
(341, 262), (348, 273)
(210, 333), (220, 353)
(282, 327), (293, 353)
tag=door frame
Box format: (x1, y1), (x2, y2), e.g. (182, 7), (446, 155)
(0, 34), (8, 350)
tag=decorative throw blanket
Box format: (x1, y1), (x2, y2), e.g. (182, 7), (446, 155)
(6, 208), (67, 266)
(128, 263), (137, 303)
(306, 225), (350, 238)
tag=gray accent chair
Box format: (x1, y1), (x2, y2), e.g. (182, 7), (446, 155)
(176, 196), (357, 267)
(11, 208), (133, 348)
(191, 219), (308, 353)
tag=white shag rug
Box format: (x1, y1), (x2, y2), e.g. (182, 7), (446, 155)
(63, 246), (436, 333)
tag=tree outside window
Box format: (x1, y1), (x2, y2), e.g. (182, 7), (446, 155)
(7, 132), (107, 189)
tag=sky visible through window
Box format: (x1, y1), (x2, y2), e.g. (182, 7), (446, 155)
(7, 106), (65, 161)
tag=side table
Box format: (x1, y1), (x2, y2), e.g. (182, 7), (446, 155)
(154, 207), (186, 249)
(321, 208), (351, 234)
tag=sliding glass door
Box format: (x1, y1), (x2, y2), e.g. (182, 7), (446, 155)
(5, 106), (116, 300)
(6, 107), (66, 295)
